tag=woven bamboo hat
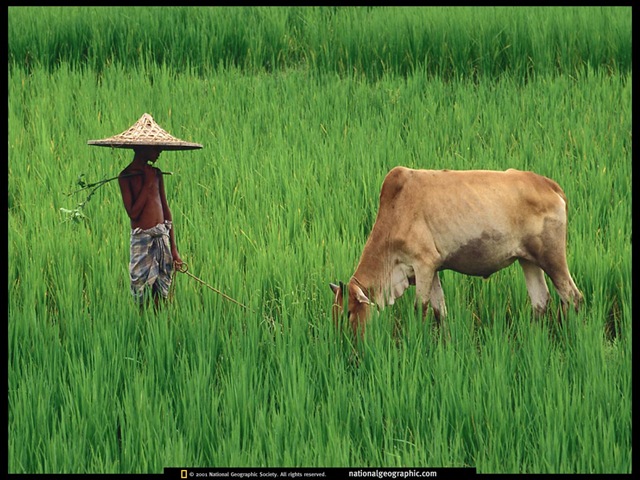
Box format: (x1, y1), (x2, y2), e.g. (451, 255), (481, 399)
(88, 113), (203, 151)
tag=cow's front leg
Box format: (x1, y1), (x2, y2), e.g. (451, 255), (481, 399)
(413, 264), (435, 320)
(429, 272), (447, 325)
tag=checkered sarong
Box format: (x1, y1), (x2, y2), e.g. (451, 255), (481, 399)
(129, 221), (174, 303)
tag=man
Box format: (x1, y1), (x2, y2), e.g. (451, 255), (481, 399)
(118, 146), (183, 309)
(88, 113), (202, 309)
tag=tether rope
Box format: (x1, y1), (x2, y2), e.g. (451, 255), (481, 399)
(173, 262), (252, 312)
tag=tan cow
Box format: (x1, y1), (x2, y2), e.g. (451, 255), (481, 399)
(330, 167), (583, 338)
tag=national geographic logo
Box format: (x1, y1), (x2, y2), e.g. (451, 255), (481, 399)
(165, 468), (475, 479)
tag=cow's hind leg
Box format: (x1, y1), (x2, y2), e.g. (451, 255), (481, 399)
(518, 259), (550, 316)
(542, 260), (583, 315)
(535, 219), (584, 314)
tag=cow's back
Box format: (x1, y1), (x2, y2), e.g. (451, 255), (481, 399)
(372, 167), (569, 272)
(379, 167), (566, 224)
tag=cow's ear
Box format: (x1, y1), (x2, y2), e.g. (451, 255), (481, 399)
(330, 282), (344, 304)
(354, 285), (371, 305)
(330, 281), (347, 295)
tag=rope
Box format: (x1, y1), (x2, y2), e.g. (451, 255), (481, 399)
(174, 262), (252, 312)
(350, 275), (379, 310)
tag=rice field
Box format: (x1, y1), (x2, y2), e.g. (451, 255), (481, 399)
(8, 6), (631, 474)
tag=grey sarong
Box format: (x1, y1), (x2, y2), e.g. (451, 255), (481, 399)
(129, 221), (174, 303)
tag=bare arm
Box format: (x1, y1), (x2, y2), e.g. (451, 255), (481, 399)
(159, 173), (183, 266)
(119, 171), (149, 222)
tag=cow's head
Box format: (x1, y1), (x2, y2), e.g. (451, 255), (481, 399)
(329, 280), (373, 338)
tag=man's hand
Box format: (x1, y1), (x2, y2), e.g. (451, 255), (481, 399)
(172, 251), (184, 268)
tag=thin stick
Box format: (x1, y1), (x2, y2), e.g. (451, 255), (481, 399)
(65, 171), (173, 196)
(175, 263), (253, 312)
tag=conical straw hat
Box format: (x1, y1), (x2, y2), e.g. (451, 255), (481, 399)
(88, 113), (203, 151)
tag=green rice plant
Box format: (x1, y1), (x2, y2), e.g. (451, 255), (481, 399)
(8, 7), (631, 79)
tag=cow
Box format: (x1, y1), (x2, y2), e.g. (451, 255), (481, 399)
(330, 167), (583, 338)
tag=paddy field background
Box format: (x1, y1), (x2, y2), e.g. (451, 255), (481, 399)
(8, 6), (631, 474)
